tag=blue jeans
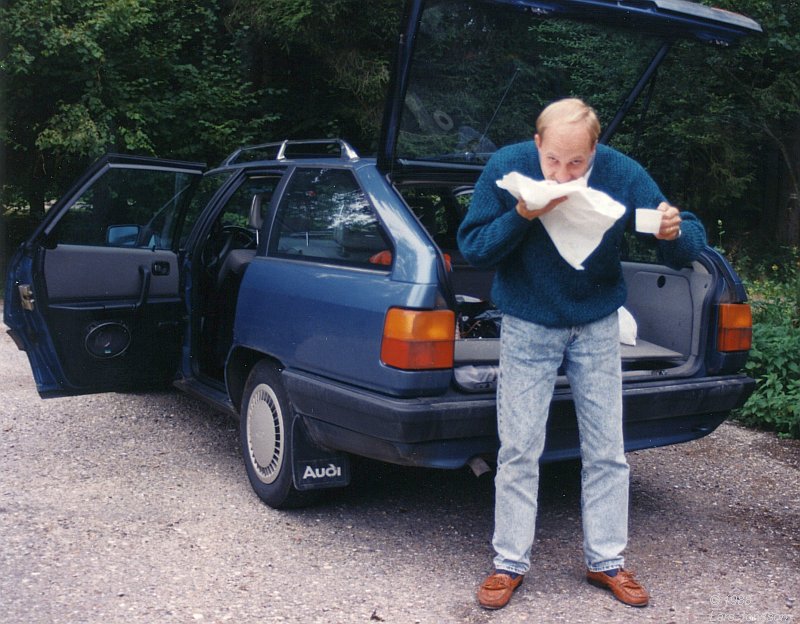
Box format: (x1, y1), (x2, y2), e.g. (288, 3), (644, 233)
(492, 312), (629, 575)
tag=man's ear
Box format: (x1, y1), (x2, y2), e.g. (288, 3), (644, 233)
(534, 133), (542, 149)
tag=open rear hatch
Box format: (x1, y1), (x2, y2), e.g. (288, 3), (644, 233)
(381, 0), (759, 391)
(378, 0), (760, 176)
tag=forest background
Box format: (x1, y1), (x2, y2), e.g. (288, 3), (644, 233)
(0, 0), (798, 436)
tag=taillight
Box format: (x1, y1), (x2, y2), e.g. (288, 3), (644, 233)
(381, 308), (455, 370)
(717, 303), (752, 352)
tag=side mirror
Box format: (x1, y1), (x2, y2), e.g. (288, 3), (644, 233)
(106, 225), (141, 247)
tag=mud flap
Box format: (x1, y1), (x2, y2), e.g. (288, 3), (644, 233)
(291, 416), (351, 491)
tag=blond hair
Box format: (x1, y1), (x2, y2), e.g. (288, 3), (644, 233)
(536, 98), (601, 145)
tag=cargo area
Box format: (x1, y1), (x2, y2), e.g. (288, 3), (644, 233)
(448, 258), (711, 391)
(397, 184), (712, 392)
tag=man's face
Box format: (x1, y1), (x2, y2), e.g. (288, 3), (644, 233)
(535, 122), (596, 183)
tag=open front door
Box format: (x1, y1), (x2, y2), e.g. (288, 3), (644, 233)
(4, 154), (205, 397)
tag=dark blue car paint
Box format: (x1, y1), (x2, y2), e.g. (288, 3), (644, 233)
(284, 367), (753, 467)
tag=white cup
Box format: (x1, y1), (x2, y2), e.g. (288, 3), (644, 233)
(635, 208), (663, 234)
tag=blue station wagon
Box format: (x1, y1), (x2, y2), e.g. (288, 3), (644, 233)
(5, 0), (760, 508)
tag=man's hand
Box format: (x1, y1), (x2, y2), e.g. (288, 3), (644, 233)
(655, 202), (682, 241)
(515, 196), (567, 221)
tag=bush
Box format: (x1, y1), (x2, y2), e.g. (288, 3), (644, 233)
(733, 249), (800, 438)
(736, 320), (800, 438)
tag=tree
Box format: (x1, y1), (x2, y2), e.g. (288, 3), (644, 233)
(619, 0), (800, 247)
(0, 0), (277, 221)
(724, 0), (800, 246)
(227, 0), (402, 153)
(3, 0), (798, 254)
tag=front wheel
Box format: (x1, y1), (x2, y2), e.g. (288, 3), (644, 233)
(239, 360), (314, 509)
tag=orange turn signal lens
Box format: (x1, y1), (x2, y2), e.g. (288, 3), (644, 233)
(717, 303), (752, 352)
(381, 308), (455, 370)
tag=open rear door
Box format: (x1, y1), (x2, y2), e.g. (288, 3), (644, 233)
(4, 154), (205, 397)
(377, 0), (761, 176)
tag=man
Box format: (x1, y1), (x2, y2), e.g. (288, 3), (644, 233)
(457, 98), (706, 610)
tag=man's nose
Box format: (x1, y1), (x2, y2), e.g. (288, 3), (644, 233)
(553, 167), (574, 183)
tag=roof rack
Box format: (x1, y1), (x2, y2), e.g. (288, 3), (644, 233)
(222, 139), (360, 166)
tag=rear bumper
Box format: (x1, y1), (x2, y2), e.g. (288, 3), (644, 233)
(283, 370), (756, 468)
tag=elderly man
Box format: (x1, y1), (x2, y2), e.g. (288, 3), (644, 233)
(457, 98), (706, 610)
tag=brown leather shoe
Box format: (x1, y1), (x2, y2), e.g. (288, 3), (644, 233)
(477, 572), (523, 609)
(587, 568), (649, 607)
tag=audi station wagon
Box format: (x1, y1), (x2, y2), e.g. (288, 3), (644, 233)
(5, 0), (760, 508)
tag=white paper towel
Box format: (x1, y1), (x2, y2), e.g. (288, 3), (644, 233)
(496, 172), (626, 270)
(618, 305), (638, 346)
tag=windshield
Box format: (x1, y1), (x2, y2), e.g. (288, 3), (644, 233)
(396, 0), (666, 166)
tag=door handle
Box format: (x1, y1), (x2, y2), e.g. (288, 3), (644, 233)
(135, 265), (151, 314)
(152, 261), (170, 276)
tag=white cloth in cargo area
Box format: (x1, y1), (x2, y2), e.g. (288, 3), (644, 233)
(618, 306), (637, 346)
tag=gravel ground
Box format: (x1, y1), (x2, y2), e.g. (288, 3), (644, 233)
(1, 326), (798, 624)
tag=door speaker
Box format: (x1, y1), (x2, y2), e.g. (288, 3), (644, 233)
(84, 322), (131, 359)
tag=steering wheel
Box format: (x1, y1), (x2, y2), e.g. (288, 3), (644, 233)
(202, 225), (258, 275)
(221, 224), (257, 249)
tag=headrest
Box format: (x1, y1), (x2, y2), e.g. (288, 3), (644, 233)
(249, 195), (264, 230)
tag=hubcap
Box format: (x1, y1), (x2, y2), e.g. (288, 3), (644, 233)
(246, 383), (284, 484)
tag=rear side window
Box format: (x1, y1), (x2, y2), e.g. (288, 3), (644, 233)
(269, 168), (390, 267)
(621, 231), (661, 264)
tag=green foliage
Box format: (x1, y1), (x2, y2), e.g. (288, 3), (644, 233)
(630, 0), (800, 245)
(4, 0), (798, 247)
(0, 0), (278, 217)
(736, 320), (800, 439)
(734, 248), (800, 438)
(227, 0), (400, 148)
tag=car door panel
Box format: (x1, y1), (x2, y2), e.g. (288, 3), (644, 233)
(36, 244), (183, 391)
(43, 245), (179, 301)
(4, 154), (204, 397)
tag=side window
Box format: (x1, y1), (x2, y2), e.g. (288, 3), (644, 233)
(270, 168), (390, 267)
(178, 171), (233, 248)
(215, 175), (280, 233)
(50, 166), (199, 249)
(198, 175), (282, 272)
(203, 174), (281, 248)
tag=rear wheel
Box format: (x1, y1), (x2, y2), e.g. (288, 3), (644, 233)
(240, 360), (314, 509)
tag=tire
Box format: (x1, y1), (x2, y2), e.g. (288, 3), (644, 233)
(239, 360), (314, 509)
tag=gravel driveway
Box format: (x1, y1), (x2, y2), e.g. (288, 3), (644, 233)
(1, 326), (797, 624)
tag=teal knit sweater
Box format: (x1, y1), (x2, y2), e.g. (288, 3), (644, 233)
(457, 141), (707, 328)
